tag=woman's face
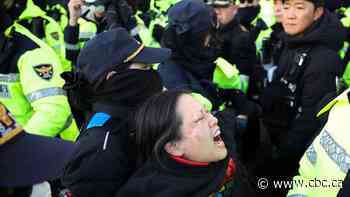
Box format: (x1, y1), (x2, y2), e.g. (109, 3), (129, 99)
(168, 94), (227, 163)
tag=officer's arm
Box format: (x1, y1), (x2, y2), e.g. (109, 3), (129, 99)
(64, 24), (80, 65)
(18, 48), (76, 140)
(65, 0), (83, 65)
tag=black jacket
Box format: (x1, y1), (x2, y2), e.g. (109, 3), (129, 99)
(62, 104), (136, 197)
(273, 10), (346, 160)
(216, 18), (257, 77)
(115, 110), (256, 197)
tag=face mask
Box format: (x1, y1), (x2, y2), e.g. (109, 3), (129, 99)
(93, 68), (163, 107)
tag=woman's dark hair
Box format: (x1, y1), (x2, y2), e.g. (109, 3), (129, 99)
(134, 90), (191, 167)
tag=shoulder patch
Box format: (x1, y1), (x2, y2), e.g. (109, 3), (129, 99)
(86, 112), (111, 129)
(33, 64), (54, 80)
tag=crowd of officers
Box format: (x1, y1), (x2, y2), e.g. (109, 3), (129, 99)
(2, 0), (350, 196)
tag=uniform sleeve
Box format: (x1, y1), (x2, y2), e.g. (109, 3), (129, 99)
(64, 24), (80, 65)
(287, 139), (319, 197)
(287, 151), (316, 197)
(17, 48), (74, 138)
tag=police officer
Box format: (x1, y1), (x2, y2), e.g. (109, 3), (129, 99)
(260, 0), (346, 184)
(207, 0), (257, 93)
(288, 89), (350, 197)
(61, 27), (171, 196)
(0, 1), (78, 141)
(12, 0), (73, 72)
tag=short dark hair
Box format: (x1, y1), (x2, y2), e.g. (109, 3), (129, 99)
(134, 90), (191, 166)
(282, 0), (324, 7)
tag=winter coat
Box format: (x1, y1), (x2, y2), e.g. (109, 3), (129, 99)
(271, 10), (346, 161)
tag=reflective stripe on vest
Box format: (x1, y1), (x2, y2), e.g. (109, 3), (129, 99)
(0, 74), (19, 82)
(79, 32), (96, 40)
(320, 129), (350, 173)
(26, 87), (66, 103)
(306, 144), (317, 166)
(287, 89), (350, 197)
(65, 42), (80, 51)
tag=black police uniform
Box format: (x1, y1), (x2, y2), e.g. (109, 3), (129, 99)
(261, 10), (346, 175)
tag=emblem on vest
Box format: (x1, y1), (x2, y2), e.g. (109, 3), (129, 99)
(33, 64), (54, 80)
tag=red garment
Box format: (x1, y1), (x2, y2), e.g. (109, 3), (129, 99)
(170, 155), (236, 183)
(170, 155), (209, 166)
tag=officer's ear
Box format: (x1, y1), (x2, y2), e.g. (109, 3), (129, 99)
(313, 6), (324, 21)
